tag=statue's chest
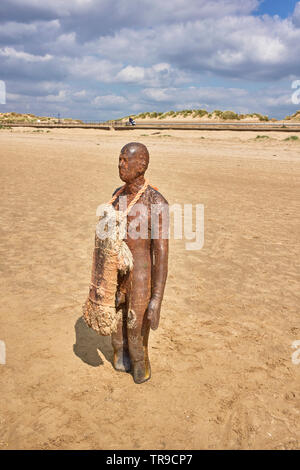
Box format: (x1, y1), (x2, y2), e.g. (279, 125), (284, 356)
(116, 193), (152, 236)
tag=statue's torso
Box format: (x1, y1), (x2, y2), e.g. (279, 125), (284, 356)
(112, 186), (168, 300)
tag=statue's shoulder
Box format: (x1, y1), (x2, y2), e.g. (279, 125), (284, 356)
(147, 185), (169, 206)
(112, 186), (123, 197)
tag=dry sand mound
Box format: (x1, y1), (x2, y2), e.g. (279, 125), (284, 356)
(121, 109), (272, 123)
(0, 112), (83, 124)
(286, 111), (300, 121)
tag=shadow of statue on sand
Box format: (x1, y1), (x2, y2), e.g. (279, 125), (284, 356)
(73, 316), (114, 367)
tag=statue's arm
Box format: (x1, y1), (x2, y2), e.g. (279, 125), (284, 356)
(147, 196), (169, 330)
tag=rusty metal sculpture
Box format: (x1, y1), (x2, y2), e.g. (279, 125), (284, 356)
(84, 142), (169, 384)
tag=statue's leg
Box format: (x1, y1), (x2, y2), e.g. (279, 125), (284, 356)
(111, 305), (131, 372)
(127, 301), (151, 384)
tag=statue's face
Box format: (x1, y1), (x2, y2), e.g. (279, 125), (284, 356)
(119, 148), (144, 183)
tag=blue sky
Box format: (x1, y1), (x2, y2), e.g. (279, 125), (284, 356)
(0, 0), (300, 120)
(257, 0), (298, 17)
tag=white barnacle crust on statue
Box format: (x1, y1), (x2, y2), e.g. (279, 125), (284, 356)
(83, 203), (133, 336)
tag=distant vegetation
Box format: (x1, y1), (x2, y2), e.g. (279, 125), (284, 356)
(285, 111), (300, 121)
(3, 109), (300, 125)
(0, 112), (83, 124)
(122, 109), (270, 121)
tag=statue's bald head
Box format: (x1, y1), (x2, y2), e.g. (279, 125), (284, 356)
(119, 142), (149, 183)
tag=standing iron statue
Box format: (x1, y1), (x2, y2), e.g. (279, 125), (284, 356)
(83, 142), (169, 384)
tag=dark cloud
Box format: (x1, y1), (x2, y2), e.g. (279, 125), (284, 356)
(0, 1), (260, 40)
(0, 1), (57, 23)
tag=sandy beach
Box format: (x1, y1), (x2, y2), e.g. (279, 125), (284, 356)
(0, 127), (299, 449)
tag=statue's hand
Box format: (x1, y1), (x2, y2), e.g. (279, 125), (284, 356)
(89, 285), (98, 302)
(115, 290), (126, 309)
(147, 297), (161, 330)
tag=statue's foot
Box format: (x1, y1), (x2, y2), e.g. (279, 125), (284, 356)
(132, 358), (151, 384)
(113, 349), (131, 372)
